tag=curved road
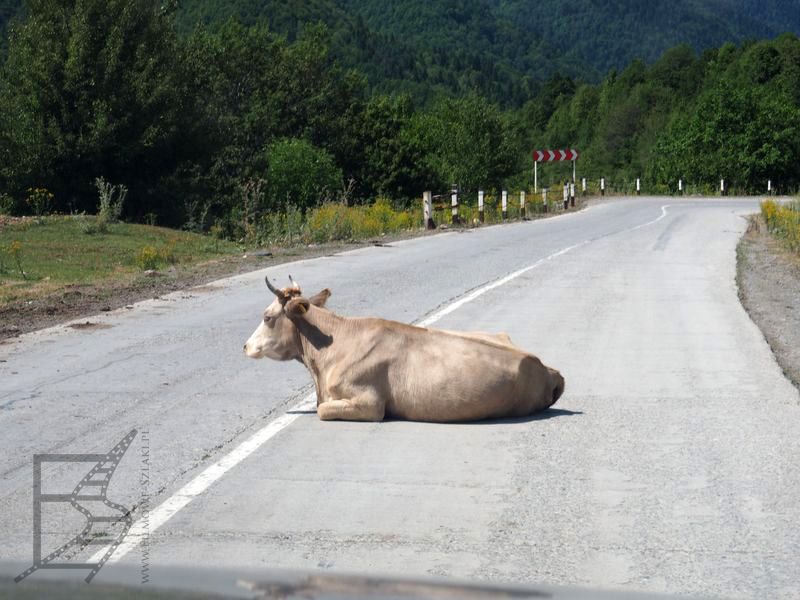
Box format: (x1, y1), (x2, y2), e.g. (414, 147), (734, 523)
(1, 197), (798, 598)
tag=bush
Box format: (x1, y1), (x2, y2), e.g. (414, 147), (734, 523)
(135, 245), (161, 271)
(257, 205), (306, 246)
(26, 188), (54, 217)
(761, 199), (800, 253)
(265, 139), (342, 211)
(307, 203), (354, 243)
(83, 178), (127, 234)
(0, 193), (16, 215)
(95, 177), (127, 221)
(305, 198), (416, 243)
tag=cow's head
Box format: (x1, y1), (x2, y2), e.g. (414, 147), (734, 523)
(243, 276), (331, 360)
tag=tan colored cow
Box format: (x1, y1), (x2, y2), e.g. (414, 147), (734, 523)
(244, 277), (564, 422)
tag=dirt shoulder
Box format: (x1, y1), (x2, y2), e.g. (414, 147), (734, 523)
(737, 216), (800, 390)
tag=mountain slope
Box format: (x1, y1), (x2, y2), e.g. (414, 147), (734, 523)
(2, 0), (800, 95)
(491, 0), (800, 75)
(174, 0), (580, 105)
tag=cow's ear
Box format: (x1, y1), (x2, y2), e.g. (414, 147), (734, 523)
(285, 297), (311, 318)
(309, 288), (331, 308)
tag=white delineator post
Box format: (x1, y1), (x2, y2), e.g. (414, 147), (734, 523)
(478, 190), (485, 223)
(423, 191), (434, 229)
(570, 183), (575, 207)
(768, 180), (772, 195)
(581, 177), (586, 194)
(501, 190), (508, 220)
(678, 179), (683, 195)
(636, 178), (641, 195)
(534, 161), (538, 194)
(451, 188), (459, 224)
(542, 188), (548, 212)
(600, 177), (605, 196)
(520, 190), (526, 219)
(563, 183), (569, 210)
(720, 178), (725, 196)
(572, 159), (576, 188)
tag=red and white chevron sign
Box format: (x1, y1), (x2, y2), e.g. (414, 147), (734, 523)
(532, 149), (579, 162)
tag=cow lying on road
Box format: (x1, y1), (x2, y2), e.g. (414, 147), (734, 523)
(244, 277), (564, 422)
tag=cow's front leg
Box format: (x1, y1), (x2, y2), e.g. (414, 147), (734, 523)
(317, 393), (385, 422)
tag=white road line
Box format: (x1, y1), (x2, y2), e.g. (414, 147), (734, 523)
(417, 205), (670, 327)
(96, 203), (671, 565)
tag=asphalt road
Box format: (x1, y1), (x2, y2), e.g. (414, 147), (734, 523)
(2, 197), (798, 599)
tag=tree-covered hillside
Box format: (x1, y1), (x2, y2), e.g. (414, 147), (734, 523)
(492, 0), (800, 76)
(337, 0), (800, 79)
(174, 0), (572, 106)
(3, 0), (800, 95)
(523, 35), (800, 192)
(1, 0), (799, 236)
(0, 0), (21, 54)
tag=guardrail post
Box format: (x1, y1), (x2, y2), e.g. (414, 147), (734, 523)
(451, 187), (459, 224)
(501, 190), (508, 220)
(520, 190), (526, 219)
(478, 190), (485, 223)
(768, 180), (772, 195)
(636, 178), (641, 196)
(678, 179), (683, 195)
(423, 191), (435, 229)
(581, 177), (586, 195)
(600, 177), (605, 196)
(563, 183), (569, 210)
(570, 183), (575, 207)
(720, 178), (726, 196)
(542, 188), (548, 213)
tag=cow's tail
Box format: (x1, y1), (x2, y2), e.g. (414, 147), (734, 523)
(549, 369), (565, 407)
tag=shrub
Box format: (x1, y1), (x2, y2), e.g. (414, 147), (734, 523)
(209, 222), (224, 252)
(26, 188), (54, 218)
(158, 239), (178, 264)
(257, 205), (306, 246)
(7, 240), (25, 278)
(135, 245), (161, 271)
(239, 178), (266, 245)
(84, 178), (127, 234)
(265, 138), (342, 211)
(0, 193), (15, 215)
(761, 199), (800, 253)
(307, 203), (354, 243)
(95, 177), (127, 221)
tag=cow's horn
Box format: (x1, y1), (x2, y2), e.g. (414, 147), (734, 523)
(265, 276), (284, 298)
(288, 274), (300, 290)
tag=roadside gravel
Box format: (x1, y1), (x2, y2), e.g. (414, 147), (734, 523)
(737, 215), (800, 391)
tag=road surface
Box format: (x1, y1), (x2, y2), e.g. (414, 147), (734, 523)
(1, 197), (798, 598)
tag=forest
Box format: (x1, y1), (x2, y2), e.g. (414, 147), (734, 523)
(0, 0), (799, 235)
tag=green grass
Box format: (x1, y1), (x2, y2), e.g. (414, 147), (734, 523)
(0, 215), (240, 304)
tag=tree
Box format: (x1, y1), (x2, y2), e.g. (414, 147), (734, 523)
(181, 21), (367, 211)
(0, 0), (189, 217)
(651, 80), (800, 190)
(265, 138), (341, 210)
(354, 94), (433, 202)
(409, 94), (519, 194)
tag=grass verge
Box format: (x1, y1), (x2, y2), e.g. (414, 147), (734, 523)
(0, 197), (586, 338)
(0, 215), (240, 305)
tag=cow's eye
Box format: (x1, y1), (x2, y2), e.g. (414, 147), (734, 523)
(263, 316), (272, 324)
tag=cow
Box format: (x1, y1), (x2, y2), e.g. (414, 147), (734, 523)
(244, 277), (565, 422)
